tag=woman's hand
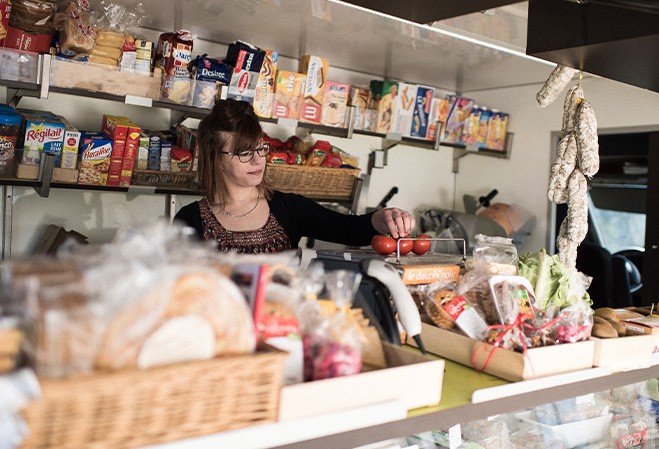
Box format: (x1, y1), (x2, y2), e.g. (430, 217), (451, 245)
(371, 207), (415, 239)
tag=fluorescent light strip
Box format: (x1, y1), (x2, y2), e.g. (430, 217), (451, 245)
(328, 0), (556, 66)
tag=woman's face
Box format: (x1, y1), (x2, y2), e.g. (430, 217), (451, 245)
(219, 134), (266, 188)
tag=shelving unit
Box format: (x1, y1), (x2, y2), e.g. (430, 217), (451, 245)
(138, 354), (659, 449)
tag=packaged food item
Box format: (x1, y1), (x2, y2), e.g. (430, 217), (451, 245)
(305, 140), (331, 166)
(426, 97), (441, 141)
(188, 54), (231, 109)
(298, 54), (330, 124)
(348, 86), (371, 130)
(57, 116), (81, 170)
(253, 49), (279, 118)
(409, 86), (433, 139)
(473, 234), (518, 273)
(461, 105), (482, 146)
(170, 146), (192, 172)
(137, 132), (149, 170)
(154, 30), (194, 78)
(486, 111), (509, 151)
(226, 67), (259, 103)
(145, 131), (161, 171)
(78, 131), (112, 186)
(225, 40), (266, 73)
(102, 115), (141, 186)
(443, 96), (473, 144)
(421, 280), (459, 330)
(53, 0), (95, 55)
(0, 107), (21, 176)
(488, 275), (537, 325)
(370, 80), (398, 134)
(477, 108), (493, 149)
(160, 75), (192, 105)
(320, 81), (350, 127)
(0, 0), (10, 46)
(6, 0), (56, 53)
(273, 70), (306, 120)
(18, 109), (65, 166)
(300, 270), (363, 381)
(393, 82), (417, 136)
(133, 39), (153, 75)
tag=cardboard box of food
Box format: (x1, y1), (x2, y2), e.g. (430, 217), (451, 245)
(393, 83), (417, 136)
(298, 55), (330, 124)
(320, 81), (350, 127)
(253, 49), (278, 118)
(370, 80), (399, 135)
(278, 342), (444, 421)
(409, 86), (434, 139)
(410, 323), (595, 382)
(78, 132), (112, 186)
(273, 70), (306, 120)
(622, 316), (659, 336)
(348, 86), (371, 130)
(591, 334), (656, 368)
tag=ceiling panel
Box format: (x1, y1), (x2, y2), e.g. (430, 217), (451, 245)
(137, 0), (554, 93)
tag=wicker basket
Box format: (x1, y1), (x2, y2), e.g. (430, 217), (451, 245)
(265, 164), (361, 201)
(20, 346), (286, 449)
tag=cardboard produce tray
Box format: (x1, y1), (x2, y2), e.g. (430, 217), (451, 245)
(410, 323), (595, 382)
(592, 334), (656, 368)
(49, 57), (161, 99)
(278, 342), (444, 421)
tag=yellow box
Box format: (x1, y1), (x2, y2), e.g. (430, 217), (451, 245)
(410, 323), (595, 382)
(298, 54), (330, 124)
(278, 342), (444, 421)
(253, 49), (278, 118)
(272, 70), (306, 120)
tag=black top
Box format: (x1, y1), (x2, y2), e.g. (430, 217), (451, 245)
(174, 191), (378, 249)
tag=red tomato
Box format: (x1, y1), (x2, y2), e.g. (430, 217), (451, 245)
(371, 235), (396, 255)
(397, 236), (413, 255)
(412, 234), (432, 255)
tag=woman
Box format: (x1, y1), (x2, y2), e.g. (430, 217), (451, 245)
(175, 99), (415, 253)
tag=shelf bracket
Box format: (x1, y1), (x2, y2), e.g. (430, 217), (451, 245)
(452, 145), (478, 173)
(34, 153), (56, 198)
(2, 186), (13, 259)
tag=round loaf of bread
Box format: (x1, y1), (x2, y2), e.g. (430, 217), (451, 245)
(94, 269), (255, 370)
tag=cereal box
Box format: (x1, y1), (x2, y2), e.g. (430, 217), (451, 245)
(370, 80), (398, 135)
(443, 96), (473, 144)
(320, 81), (350, 127)
(78, 132), (112, 186)
(476, 108), (493, 149)
(486, 111), (509, 151)
(461, 106), (482, 146)
(225, 41), (266, 73)
(298, 55), (329, 124)
(426, 97), (440, 141)
(19, 112), (65, 166)
(410, 86), (434, 139)
(273, 70), (305, 120)
(394, 83), (417, 136)
(253, 49), (278, 118)
(137, 133), (149, 170)
(348, 86), (371, 130)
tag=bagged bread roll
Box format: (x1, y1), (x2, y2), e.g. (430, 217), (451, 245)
(94, 268), (256, 370)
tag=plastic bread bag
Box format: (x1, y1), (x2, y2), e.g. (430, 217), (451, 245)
(458, 262), (500, 325)
(54, 0), (96, 54)
(301, 269), (363, 381)
(488, 275), (538, 326)
(417, 280), (459, 331)
(472, 233), (518, 274)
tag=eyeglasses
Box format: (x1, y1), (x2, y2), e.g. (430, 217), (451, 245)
(220, 143), (271, 163)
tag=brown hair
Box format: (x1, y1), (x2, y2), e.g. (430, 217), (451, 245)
(197, 99), (272, 205)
